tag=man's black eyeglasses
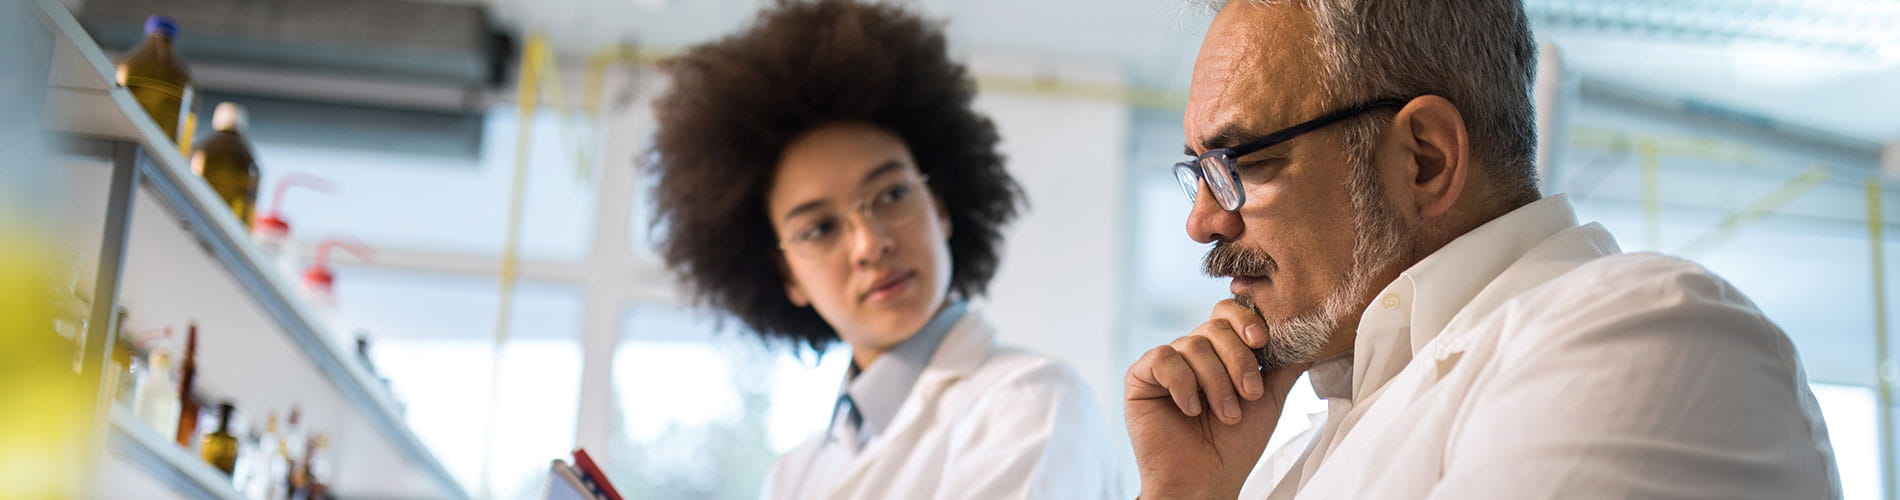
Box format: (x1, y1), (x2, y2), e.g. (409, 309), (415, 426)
(1175, 98), (1408, 212)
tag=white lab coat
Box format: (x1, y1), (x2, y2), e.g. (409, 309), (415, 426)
(1243, 195), (1839, 499)
(760, 312), (1123, 500)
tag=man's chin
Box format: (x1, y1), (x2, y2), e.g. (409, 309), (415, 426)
(1245, 300), (1343, 370)
(1232, 292), (1264, 318)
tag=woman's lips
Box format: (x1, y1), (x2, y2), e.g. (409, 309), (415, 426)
(863, 270), (916, 303)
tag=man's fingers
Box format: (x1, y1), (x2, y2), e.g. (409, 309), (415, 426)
(1128, 345), (1204, 417)
(1126, 300), (1280, 423)
(1212, 299), (1270, 349)
(1171, 334), (1245, 425)
(1201, 320), (1268, 400)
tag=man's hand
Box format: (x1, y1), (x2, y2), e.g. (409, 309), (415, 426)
(1126, 299), (1308, 499)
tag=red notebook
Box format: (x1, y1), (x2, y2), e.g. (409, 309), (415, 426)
(570, 448), (624, 500)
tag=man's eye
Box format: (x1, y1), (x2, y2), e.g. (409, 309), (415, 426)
(1235, 157), (1285, 179)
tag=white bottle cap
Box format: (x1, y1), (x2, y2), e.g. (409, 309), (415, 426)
(212, 102), (248, 132)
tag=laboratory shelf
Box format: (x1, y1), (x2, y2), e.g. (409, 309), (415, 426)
(32, 0), (469, 498)
(99, 407), (249, 500)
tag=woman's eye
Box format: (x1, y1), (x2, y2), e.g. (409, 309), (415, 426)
(796, 219), (837, 241)
(877, 183), (912, 205)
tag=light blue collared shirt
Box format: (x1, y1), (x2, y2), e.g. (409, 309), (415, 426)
(826, 300), (967, 450)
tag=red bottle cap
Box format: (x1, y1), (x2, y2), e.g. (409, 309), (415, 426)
(302, 237), (372, 294)
(253, 173), (334, 238)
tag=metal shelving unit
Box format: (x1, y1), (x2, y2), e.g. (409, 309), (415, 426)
(101, 407), (250, 500)
(31, 0), (468, 497)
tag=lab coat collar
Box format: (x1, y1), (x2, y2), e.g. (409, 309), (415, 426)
(825, 310), (997, 494)
(910, 308), (995, 391)
(831, 301), (968, 448)
(1347, 194), (1581, 400)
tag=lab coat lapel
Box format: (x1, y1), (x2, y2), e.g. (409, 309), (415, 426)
(824, 314), (995, 497)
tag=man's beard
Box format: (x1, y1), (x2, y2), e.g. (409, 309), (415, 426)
(1202, 152), (1410, 370)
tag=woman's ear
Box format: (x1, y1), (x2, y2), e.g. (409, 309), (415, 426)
(779, 258), (811, 307)
(786, 283), (811, 307)
(935, 192), (952, 239)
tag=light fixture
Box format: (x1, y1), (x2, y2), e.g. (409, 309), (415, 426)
(1524, 0), (1900, 58)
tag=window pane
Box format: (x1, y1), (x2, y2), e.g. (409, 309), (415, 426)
(1811, 383), (1880, 500)
(1560, 96), (1887, 388)
(607, 303), (847, 498)
(333, 265), (583, 499)
(250, 106), (599, 260)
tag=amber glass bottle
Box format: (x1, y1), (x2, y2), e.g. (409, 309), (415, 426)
(199, 402), (238, 474)
(190, 103), (261, 228)
(113, 15), (194, 142)
(173, 323), (199, 447)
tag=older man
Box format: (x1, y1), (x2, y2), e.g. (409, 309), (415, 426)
(1123, 1), (1842, 498)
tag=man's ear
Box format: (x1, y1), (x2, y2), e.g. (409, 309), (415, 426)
(1391, 95), (1469, 219)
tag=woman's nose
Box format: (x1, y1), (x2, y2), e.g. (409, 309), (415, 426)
(847, 213), (897, 266)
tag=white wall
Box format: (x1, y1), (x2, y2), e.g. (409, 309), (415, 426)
(967, 55), (1137, 487)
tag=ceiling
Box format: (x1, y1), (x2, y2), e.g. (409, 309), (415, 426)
(1527, 0), (1900, 146)
(461, 0), (1899, 146)
(67, 0), (1897, 146)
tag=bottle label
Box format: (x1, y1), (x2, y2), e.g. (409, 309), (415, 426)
(118, 74), (193, 142)
(120, 75), (186, 101)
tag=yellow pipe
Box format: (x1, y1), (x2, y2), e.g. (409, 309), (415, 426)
(1870, 178), (1895, 500)
(1673, 165), (1829, 257)
(1568, 126), (1760, 164)
(572, 46), (621, 178)
(974, 73), (1187, 109)
(1639, 139), (1662, 250)
(559, 43), (1191, 109)
(477, 33), (547, 500)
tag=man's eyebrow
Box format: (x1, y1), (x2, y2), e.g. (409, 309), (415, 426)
(1184, 124), (1261, 157)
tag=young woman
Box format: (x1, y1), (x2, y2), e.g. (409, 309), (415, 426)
(645, 0), (1122, 498)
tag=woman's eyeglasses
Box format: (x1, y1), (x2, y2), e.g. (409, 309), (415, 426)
(779, 175), (933, 259)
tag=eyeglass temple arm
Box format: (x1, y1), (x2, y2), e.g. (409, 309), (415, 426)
(1226, 98), (1410, 158)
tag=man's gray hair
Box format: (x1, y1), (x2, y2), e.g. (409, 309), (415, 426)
(1199, 0), (1541, 202)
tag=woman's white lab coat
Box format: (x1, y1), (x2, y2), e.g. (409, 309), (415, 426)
(760, 312), (1123, 499)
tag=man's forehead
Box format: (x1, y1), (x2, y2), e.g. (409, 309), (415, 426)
(1185, 0), (1325, 150)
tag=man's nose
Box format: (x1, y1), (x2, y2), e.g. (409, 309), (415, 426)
(1185, 180), (1243, 244)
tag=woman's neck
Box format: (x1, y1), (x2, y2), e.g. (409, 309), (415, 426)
(847, 298), (954, 372)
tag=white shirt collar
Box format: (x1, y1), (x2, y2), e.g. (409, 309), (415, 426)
(1329, 194), (1583, 400)
(1306, 352), (1353, 401)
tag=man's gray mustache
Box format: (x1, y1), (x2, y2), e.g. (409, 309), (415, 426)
(1203, 241), (1276, 279)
